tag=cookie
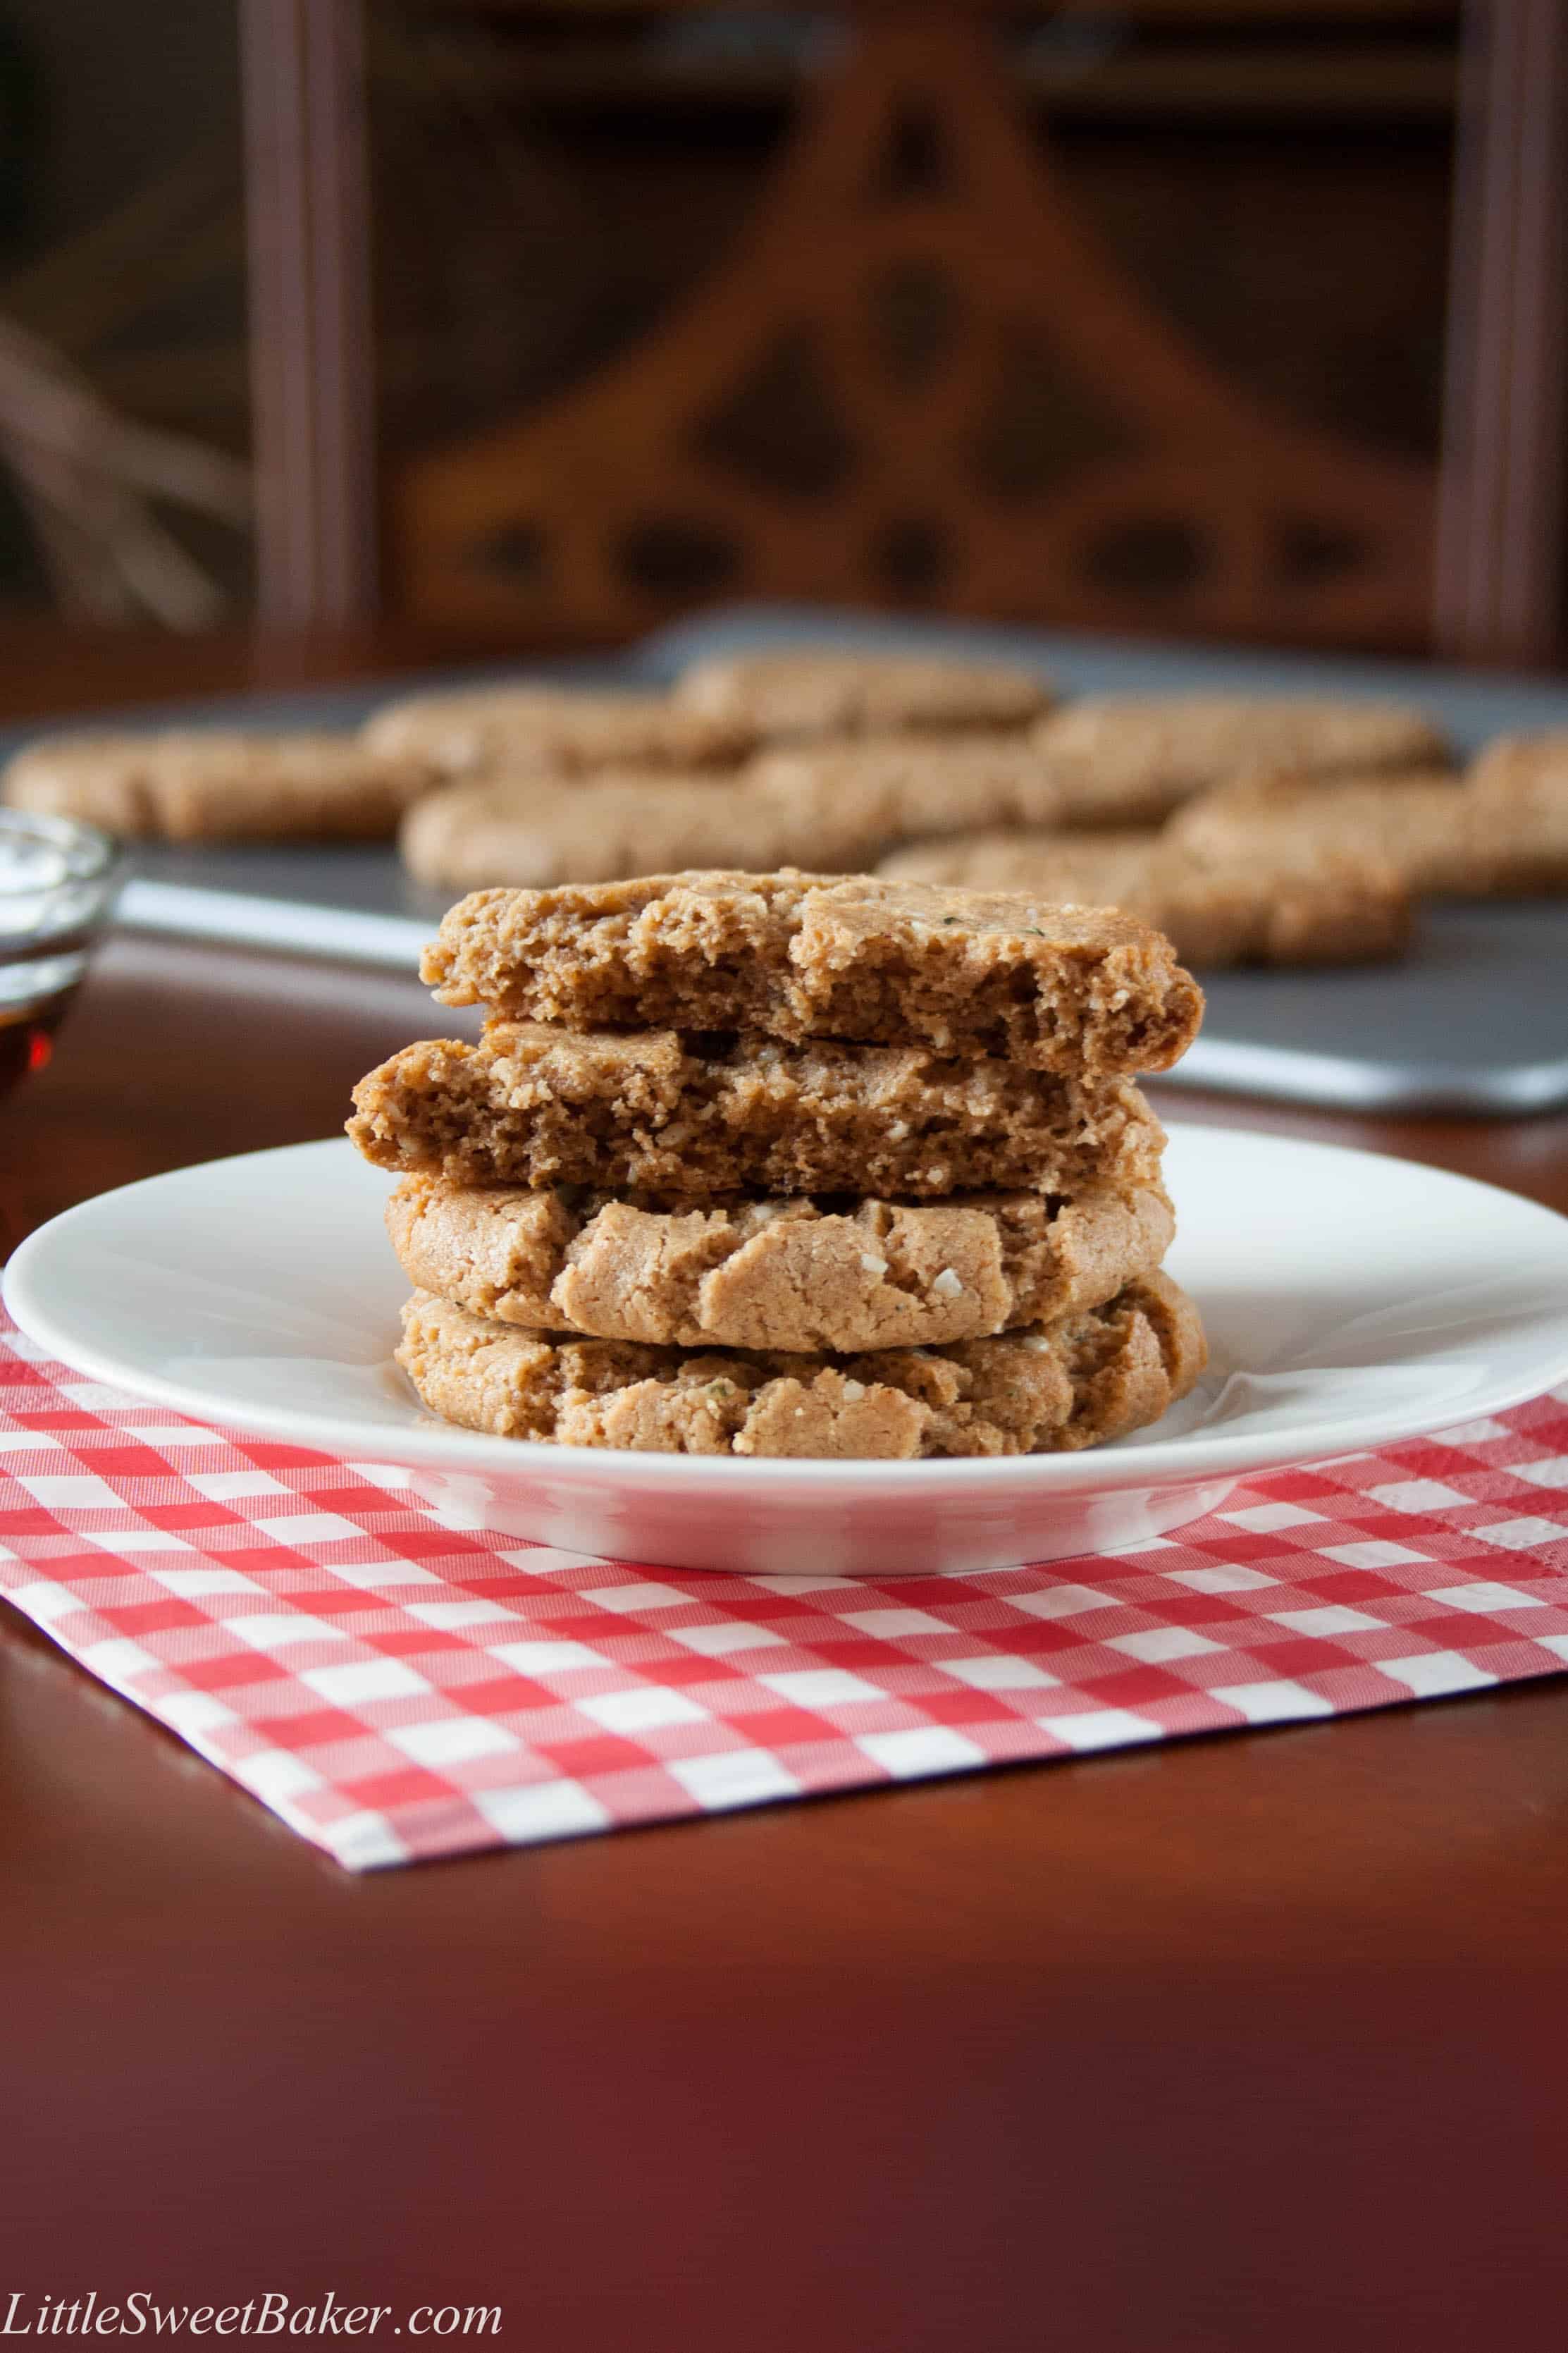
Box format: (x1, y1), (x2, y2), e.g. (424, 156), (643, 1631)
(1469, 730), (1568, 798)
(396, 1270), (1206, 1458)
(421, 871), (1204, 1079)
(1166, 770), (1568, 897)
(348, 1026), (1166, 1200)
(1463, 735), (1568, 885)
(400, 776), (889, 890)
(1, 730), (432, 843)
(883, 831), (1155, 907)
(386, 1174), (1175, 1353)
(745, 734), (1066, 839)
(879, 830), (1412, 966)
(1030, 695), (1451, 824)
(673, 648), (1052, 740)
(363, 684), (751, 777)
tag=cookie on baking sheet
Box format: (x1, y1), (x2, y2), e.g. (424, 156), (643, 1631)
(362, 684), (751, 778)
(386, 1172), (1175, 1353)
(347, 1026), (1167, 1202)
(395, 1271), (1206, 1458)
(420, 871), (1203, 1078)
(878, 829), (1412, 967)
(1, 729), (433, 843)
(1464, 734), (1568, 887)
(1166, 773), (1466, 890)
(745, 733), (1066, 840)
(1469, 730), (1568, 799)
(672, 647), (1053, 740)
(1166, 768), (1568, 897)
(882, 830), (1155, 909)
(399, 774), (891, 890)
(1030, 694), (1452, 825)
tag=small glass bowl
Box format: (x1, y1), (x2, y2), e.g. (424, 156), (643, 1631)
(0, 809), (126, 1091)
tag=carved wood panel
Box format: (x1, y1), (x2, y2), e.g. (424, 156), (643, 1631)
(390, 9), (1435, 649)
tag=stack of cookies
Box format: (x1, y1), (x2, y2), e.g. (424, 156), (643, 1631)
(346, 871), (1209, 1460)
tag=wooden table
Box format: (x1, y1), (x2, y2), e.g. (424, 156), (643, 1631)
(3, 648), (1567, 2345)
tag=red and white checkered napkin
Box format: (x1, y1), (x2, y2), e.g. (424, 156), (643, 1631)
(3, 1307), (1568, 1871)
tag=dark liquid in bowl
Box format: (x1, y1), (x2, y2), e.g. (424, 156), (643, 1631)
(0, 988), (75, 1096)
(0, 924), (93, 1100)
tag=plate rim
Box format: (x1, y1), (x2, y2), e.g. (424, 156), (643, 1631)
(8, 1126), (1568, 1493)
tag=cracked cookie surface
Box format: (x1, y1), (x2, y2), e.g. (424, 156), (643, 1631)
(396, 1270), (1206, 1458)
(386, 1174), (1175, 1351)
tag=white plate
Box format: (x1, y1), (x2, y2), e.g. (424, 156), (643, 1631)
(8, 1129), (1568, 1577)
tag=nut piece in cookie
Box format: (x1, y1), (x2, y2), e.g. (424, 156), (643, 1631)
(362, 684), (751, 778)
(347, 1025), (1168, 1201)
(673, 648), (1053, 740)
(879, 828), (1412, 967)
(420, 870), (1204, 1078)
(1, 730), (433, 843)
(386, 1174), (1175, 1352)
(1030, 694), (1451, 825)
(395, 1270), (1206, 1458)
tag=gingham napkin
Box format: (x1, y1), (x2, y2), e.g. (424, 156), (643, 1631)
(1, 1307), (1566, 1869)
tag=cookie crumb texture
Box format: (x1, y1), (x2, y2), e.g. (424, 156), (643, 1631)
(350, 1026), (1165, 1200)
(396, 1272), (1206, 1458)
(421, 872), (1202, 1078)
(387, 1175), (1175, 1351)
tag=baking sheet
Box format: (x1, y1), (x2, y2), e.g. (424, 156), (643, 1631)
(8, 606), (1568, 1114)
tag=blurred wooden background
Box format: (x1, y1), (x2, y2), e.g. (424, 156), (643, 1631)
(0, 1), (1561, 668)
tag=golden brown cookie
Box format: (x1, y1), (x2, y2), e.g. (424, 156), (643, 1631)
(348, 1026), (1166, 1200)
(878, 829), (1412, 966)
(1166, 769), (1568, 897)
(386, 1173), (1175, 1353)
(743, 734), (1066, 839)
(421, 871), (1203, 1078)
(883, 831), (1155, 907)
(399, 776), (888, 890)
(673, 648), (1052, 740)
(1462, 733), (1568, 887)
(1469, 730), (1568, 799)
(363, 684), (751, 777)
(396, 1270), (1206, 1458)
(1030, 695), (1451, 825)
(1, 729), (432, 843)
